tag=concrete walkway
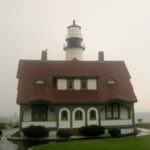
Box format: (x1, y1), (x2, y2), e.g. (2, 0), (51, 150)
(0, 129), (18, 150)
(1, 128), (150, 150)
(0, 139), (18, 150)
(136, 128), (150, 136)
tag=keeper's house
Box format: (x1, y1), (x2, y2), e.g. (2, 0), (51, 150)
(17, 21), (137, 134)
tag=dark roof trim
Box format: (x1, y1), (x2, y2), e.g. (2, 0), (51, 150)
(17, 99), (135, 105)
(54, 76), (100, 79)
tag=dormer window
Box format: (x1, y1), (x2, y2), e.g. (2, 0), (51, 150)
(35, 77), (45, 84)
(67, 79), (74, 89)
(107, 78), (117, 85)
(56, 78), (97, 90)
(81, 79), (87, 89)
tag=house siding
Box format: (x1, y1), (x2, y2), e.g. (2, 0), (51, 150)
(57, 79), (67, 90)
(101, 119), (132, 126)
(87, 79), (97, 90)
(74, 79), (80, 90)
(21, 102), (134, 133)
(23, 107), (31, 121)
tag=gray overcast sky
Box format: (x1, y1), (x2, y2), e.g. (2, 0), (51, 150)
(0, 0), (150, 116)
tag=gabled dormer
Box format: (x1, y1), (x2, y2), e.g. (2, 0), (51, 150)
(107, 78), (117, 85)
(34, 77), (46, 85)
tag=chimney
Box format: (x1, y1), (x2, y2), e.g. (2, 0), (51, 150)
(41, 49), (48, 61)
(98, 51), (104, 61)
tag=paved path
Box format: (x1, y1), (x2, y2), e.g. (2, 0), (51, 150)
(0, 129), (18, 150)
(0, 129), (45, 150)
(137, 128), (150, 136)
(0, 138), (18, 150)
(1, 128), (150, 150)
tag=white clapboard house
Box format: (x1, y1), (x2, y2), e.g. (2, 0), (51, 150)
(17, 21), (137, 134)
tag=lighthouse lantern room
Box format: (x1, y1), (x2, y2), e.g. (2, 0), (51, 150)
(64, 20), (85, 60)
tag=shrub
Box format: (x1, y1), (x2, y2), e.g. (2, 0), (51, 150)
(22, 125), (49, 138)
(0, 123), (6, 129)
(57, 129), (72, 138)
(108, 128), (121, 137)
(79, 125), (105, 137)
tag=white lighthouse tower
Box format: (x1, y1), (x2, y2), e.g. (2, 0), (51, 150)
(64, 20), (85, 60)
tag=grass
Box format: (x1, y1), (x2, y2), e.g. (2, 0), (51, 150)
(136, 123), (150, 129)
(0, 123), (6, 129)
(32, 135), (150, 150)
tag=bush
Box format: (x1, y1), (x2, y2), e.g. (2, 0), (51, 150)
(0, 123), (6, 129)
(108, 128), (121, 137)
(22, 125), (49, 138)
(79, 125), (105, 137)
(57, 129), (72, 138)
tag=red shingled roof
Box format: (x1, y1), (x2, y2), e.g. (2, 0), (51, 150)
(16, 59), (137, 104)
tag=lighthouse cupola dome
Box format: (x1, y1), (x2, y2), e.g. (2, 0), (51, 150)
(64, 20), (85, 60)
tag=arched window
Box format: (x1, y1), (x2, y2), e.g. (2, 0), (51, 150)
(90, 110), (96, 120)
(61, 110), (68, 120)
(75, 110), (83, 120)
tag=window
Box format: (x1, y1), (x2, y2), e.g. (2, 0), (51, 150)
(61, 110), (68, 120)
(113, 104), (119, 118)
(81, 79), (87, 89)
(32, 104), (48, 121)
(35, 77), (45, 84)
(107, 78), (116, 85)
(105, 104), (119, 119)
(89, 110), (96, 120)
(67, 79), (74, 89)
(75, 110), (83, 120)
(128, 107), (131, 119)
(57, 78), (97, 90)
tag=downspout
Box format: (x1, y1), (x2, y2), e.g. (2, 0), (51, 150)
(19, 105), (23, 137)
(132, 104), (136, 133)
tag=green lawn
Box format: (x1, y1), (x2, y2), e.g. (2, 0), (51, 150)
(136, 123), (150, 129)
(32, 135), (150, 150)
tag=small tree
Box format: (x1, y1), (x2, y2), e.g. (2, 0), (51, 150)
(137, 118), (143, 123)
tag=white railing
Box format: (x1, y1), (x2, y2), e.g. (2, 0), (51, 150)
(101, 119), (132, 126)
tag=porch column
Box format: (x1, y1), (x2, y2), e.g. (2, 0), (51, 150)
(132, 104), (136, 131)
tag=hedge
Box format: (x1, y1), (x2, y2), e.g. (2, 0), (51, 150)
(79, 125), (105, 137)
(108, 128), (121, 137)
(22, 125), (49, 138)
(57, 129), (72, 138)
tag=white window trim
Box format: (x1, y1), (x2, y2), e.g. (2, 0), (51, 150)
(59, 108), (70, 122)
(87, 107), (98, 120)
(72, 108), (85, 121)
